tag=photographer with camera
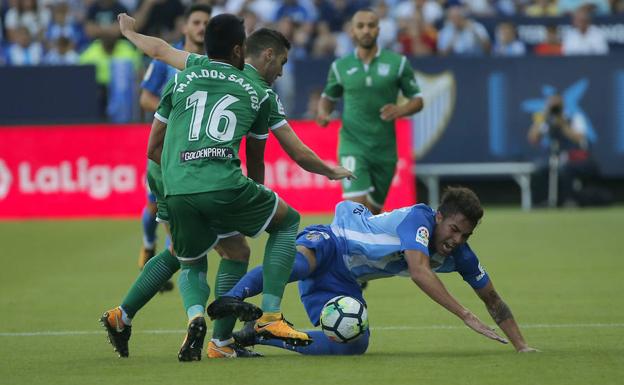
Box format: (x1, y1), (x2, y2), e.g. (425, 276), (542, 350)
(528, 94), (600, 207)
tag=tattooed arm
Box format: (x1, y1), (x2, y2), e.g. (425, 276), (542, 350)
(475, 281), (538, 352)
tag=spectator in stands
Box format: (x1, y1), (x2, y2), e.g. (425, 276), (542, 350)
(275, 0), (315, 24)
(611, 0), (624, 12)
(462, 0), (496, 16)
(276, 15), (310, 59)
(559, 0), (610, 15)
(85, 0), (128, 40)
(132, 0), (184, 42)
(79, 34), (140, 118)
(437, 3), (490, 56)
(43, 35), (79, 64)
(562, 7), (609, 55)
(311, 20), (336, 57)
(397, 12), (437, 56)
(528, 94), (599, 206)
(4, 24), (43, 65)
(334, 19), (354, 57)
(4, 0), (51, 43)
(493, 21), (526, 56)
(524, 0), (559, 16)
(534, 24), (562, 55)
(240, 8), (259, 35)
(316, 0), (358, 32)
(393, 0), (444, 26)
(375, 1), (398, 50)
(45, 0), (86, 51)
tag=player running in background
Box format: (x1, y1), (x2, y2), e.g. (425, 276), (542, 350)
(226, 187), (538, 355)
(317, 9), (424, 214)
(137, 4), (211, 277)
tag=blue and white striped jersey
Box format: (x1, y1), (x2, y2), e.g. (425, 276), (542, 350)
(329, 201), (490, 289)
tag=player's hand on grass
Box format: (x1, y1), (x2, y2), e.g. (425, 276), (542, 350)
(462, 311), (508, 344)
(117, 13), (137, 35)
(380, 104), (401, 121)
(328, 166), (356, 181)
(517, 346), (540, 353)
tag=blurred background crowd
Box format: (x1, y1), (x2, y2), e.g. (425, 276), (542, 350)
(0, 0), (622, 68)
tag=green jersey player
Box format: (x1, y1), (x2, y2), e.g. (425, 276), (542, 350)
(149, 14), (317, 361)
(105, 14), (353, 361)
(317, 9), (424, 214)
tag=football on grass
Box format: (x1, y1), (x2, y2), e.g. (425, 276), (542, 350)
(320, 296), (368, 343)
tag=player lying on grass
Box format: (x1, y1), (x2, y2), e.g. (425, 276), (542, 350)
(226, 187), (538, 355)
(101, 16), (353, 360)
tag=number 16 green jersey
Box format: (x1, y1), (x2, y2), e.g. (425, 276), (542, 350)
(155, 61), (270, 196)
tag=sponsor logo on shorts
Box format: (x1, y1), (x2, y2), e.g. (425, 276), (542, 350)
(180, 147), (234, 163)
(415, 226), (429, 247)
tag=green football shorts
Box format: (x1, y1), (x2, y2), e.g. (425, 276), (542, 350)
(146, 167), (169, 224)
(166, 180), (278, 262)
(339, 154), (396, 209)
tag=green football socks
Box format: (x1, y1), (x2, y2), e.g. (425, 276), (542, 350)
(120, 248), (179, 318)
(178, 257), (210, 320)
(212, 258), (248, 340)
(261, 206), (300, 312)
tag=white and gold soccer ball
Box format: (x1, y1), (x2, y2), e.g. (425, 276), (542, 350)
(320, 296), (368, 343)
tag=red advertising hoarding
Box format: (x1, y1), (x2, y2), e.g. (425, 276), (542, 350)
(0, 121), (414, 219)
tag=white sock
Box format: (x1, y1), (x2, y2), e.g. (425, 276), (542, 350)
(211, 337), (234, 347)
(119, 306), (132, 326)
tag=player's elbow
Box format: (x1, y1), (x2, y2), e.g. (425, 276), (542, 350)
(147, 147), (160, 164)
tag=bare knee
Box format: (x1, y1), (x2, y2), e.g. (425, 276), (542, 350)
(215, 234), (250, 262)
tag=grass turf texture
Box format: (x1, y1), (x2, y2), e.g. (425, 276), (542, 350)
(1, 207), (623, 385)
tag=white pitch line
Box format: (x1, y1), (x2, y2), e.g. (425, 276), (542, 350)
(1, 323), (623, 337)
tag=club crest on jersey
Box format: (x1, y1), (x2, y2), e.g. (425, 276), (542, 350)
(305, 231), (329, 241)
(377, 63), (390, 76)
(275, 94), (286, 115)
(415, 226), (429, 247)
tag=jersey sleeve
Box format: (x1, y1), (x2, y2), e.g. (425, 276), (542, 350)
(455, 244), (490, 290)
(321, 61), (343, 101)
(267, 90), (287, 131)
(398, 56), (422, 99)
(249, 91), (271, 140)
(185, 53), (209, 69)
(154, 77), (175, 123)
(141, 59), (168, 95)
(395, 208), (433, 257)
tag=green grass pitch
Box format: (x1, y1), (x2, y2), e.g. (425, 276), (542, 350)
(1, 207), (623, 385)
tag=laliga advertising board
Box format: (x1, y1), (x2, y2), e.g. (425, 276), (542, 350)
(0, 121), (414, 218)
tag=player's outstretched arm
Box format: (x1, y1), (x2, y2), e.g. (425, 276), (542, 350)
(117, 13), (189, 70)
(272, 123), (354, 181)
(147, 118), (167, 164)
(475, 281), (539, 352)
(404, 249), (508, 344)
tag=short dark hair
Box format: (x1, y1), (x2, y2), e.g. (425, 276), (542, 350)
(184, 4), (212, 20)
(246, 28), (291, 57)
(203, 14), (245, 60)
(438, 186), (483, 227)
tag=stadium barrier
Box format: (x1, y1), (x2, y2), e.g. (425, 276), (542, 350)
(0, 121), (414, 219)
